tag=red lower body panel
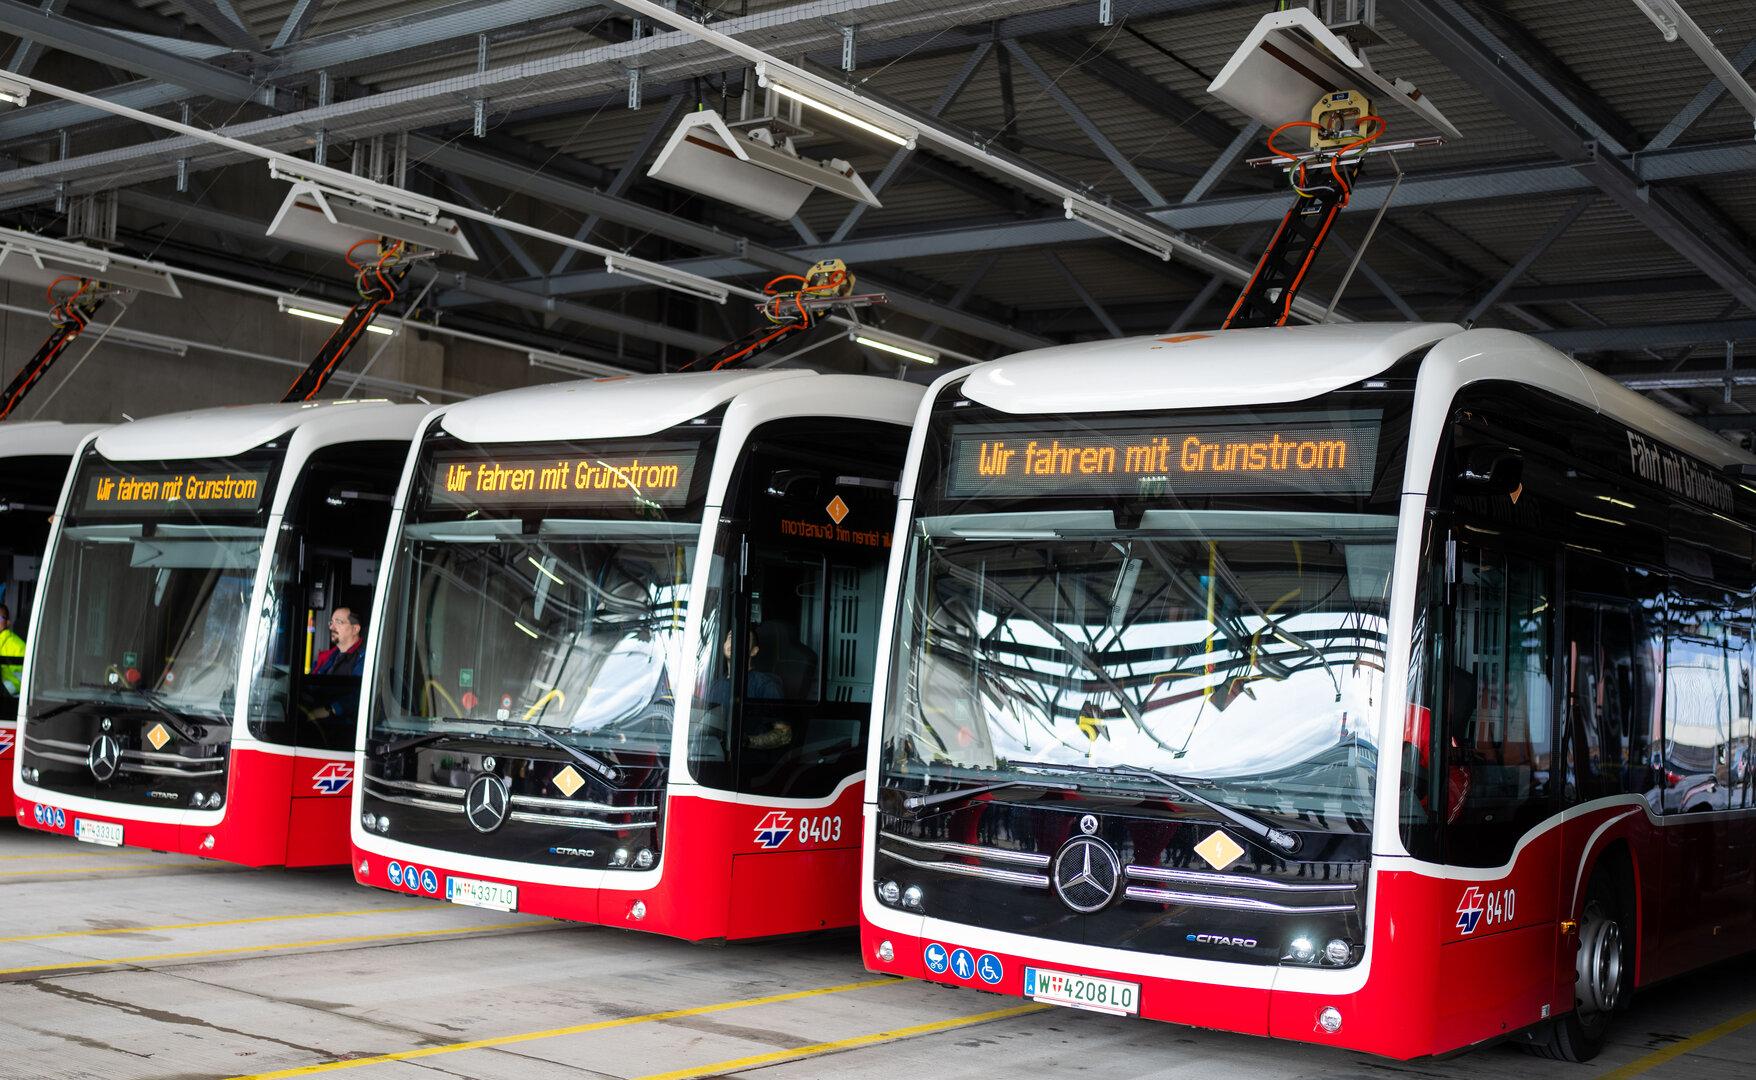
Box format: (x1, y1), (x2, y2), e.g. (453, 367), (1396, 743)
(12, 746), (354, 867)
(354, 783), (863, 942)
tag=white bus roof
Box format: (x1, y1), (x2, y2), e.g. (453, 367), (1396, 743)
(957, 322), (1755, 472)
(438, 369), (920, 444)
(0, 421), (107, 459)
(93, 399), (429, 461)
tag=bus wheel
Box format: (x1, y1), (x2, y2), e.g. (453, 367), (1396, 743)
(1525, 873), (1629, 1062)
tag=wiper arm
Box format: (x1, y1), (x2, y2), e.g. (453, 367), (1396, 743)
(504, 723), (621, 787)
(119, 688), (208, 743)
(1103, 765), (1301, 854)
(888, 778), (1079, 815)
(369, 730), (472, 760)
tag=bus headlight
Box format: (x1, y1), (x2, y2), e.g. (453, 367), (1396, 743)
(611, 848), (629, 867)
(634, 849), (654, 869)
(1286, 937), (1316, 963)
(878, 880), (900, 905)
(902, 885), (924, 910)
(208, 794), (222, 810)
(362, 813), (378, 831)
(1317, 1006), (1343, 1033)
(376, 816), (391, 834)
(877, 940), (895, 962)
(1324, 939), (1351, 966)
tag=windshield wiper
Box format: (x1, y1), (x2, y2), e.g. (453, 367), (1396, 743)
(502, 722), (621, 787)
(888, 778), (1080, 815)
(1096, 764), (1301, 854)
(117, 687), (208, 743)
(369, 730), (477, 760)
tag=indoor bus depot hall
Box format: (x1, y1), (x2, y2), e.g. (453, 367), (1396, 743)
(2, 1), (1755, 1079)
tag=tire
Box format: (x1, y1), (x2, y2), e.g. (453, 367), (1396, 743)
(1522, 869), (1630, 1062)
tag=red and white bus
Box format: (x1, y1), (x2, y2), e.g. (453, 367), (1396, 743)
(0, 422), (104, 810)
(14, 400), (425, 864)
(351, 370), (920, 939)
(862, 323), (1756, 1060)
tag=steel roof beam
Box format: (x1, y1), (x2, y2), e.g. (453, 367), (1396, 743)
(5, 0), (67, 77)
(167, 0), (257, 51)
(1383, 0), (1756, 311)
(1004, 40), (1165, 206)
(1535, 320), (1756, 352)
(1459, 193), (1595, 324)
(1033, 35), (1238, 152)
(269, 0), (319, 51)
(1645, 34), (1756, 151)
(0, 0), (263, 100)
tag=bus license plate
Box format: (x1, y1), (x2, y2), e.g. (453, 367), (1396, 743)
(447, 876), (517, 912)
(73, 819), (124, 847)
(1023, 967), (1139, 1016)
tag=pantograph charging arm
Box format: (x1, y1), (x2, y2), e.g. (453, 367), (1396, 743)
(684, 259), (883, 372)
(282, 239), (413, 402)
(1222, 116), (1384, 330)
(0, 276), (107, 422)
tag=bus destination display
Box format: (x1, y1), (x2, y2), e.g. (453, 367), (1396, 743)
(78, 467), (270, 516)
(429, 447), (698, 509)
(946, 413), (1380, 498)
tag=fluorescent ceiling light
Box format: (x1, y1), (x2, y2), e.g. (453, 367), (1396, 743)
(1063, 197), (1176, 261)
(851, 329), (939, 365)
(756, 64), (917, 148)
(528, 350), (628, 379)
(647, 109), (881, 220)
(0, 76), (28, 107)
(603, 254), (730, 304)
(279, 299), (396, 336)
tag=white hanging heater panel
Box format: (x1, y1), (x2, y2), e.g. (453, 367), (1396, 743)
(266, 183), (478, 260)
(0, 229), (182, 298)
(647, 109), (880, 221)
(1208, 8), (1461, 139)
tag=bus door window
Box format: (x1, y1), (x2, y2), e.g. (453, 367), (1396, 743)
(1442, 542), (1557, 866)
(1563, 555), (1652, 806)
(0, 455), (66, 712)
(248, 443), (402, 750)
(1661, 582), (1735, 816)
(695, 418), (905, 800)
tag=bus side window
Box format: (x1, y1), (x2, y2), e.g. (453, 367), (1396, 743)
(1443, 543), (1556, 866)
(1663, 581), (1737, 815)
(1564, 555), (1647, 805)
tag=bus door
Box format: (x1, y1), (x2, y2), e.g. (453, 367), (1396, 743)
(1439, 532), (1564, 1021)
(250, 443), (402, 864)
(711, 419), (906, 936)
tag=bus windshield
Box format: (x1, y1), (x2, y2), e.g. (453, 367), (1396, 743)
(371, 518), (697, 762)
(29, 446), (278, 722)
(883, 507), (1394, 822)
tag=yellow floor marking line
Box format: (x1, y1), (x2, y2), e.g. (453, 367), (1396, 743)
(227, 977), (901, 1079)
(1599, 1005), (1756, 1080)
(632, 1002), (1048, 1080)
(0, 907), (430, 944)
(0, 919), (552, 978)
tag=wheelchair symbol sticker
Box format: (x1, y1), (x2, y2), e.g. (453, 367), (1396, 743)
(976, 953), (1003, 985)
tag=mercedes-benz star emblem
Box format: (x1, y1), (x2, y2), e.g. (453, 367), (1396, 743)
(1079, 813), (1099, 835)
(464, 774), (510, 833)
(1052, 835), (1122, 914)
(88, 734), (122, 783)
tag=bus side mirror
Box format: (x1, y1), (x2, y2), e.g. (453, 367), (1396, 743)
(1457, 446), (1523, 493)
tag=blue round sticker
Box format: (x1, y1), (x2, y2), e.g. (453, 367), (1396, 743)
(387, 861), (403, 887)
(53, 808), (65, 828)
(32, 804), (44, 825)
(923, 942), (949, 974)
(949, 948), (976, 981)
(420, 868), (438, 894)
(976, 953), (1003, 985)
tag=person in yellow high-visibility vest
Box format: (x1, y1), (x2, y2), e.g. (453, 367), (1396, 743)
(0, 604), (25, 696)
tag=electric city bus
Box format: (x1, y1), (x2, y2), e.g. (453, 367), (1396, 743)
(0, 421), (105, 810)
(862, 323), (1756, 1061)
(351, 370), (921, 940)
(13, 400), (427, 865)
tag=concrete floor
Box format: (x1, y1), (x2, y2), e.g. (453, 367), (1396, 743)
(0, 825), (1749, 1080)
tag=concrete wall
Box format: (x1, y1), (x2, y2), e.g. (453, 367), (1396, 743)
(0, 278), (550, 423)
